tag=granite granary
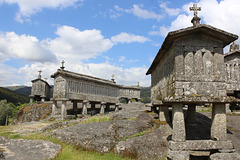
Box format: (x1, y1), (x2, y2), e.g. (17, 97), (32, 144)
(146, 4), (240, 160)
(30, 60), (141, 120)
(29, 70), (51, 103)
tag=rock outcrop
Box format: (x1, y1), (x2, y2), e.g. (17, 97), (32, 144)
(48, 103), (173, 159)
(0, 136), (61, 160)
(12, 103), (52, 124)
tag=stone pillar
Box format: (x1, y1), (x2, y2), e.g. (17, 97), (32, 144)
(172, 103), (186, 142)
(128, 98), (132, 104)
(159, 106), (170, 122)
(29, 97), (33, 104)
(73, 101), (78, 117)
(211, 103), (227, 141)
(186, 104), (196, 124)
(100, 102), (106, 114)
(115, 103), (120, 111)
(52, 101), (57, 116)
(41, 96), (45, 102)
(82, 100), (88, 115)
(226, 103), (231, 113)
(61, 101), (67, 120)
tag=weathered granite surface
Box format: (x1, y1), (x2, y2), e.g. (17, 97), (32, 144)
(210, 152), (240, 160)
(48, 103), (173, 159)
(0, 136), (61, 160)
(115, 125), (172, 160)
(49, 112), (155, 153)
(12, 103), (52, 125)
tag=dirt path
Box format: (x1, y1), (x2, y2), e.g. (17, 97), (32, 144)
(227, 114), (240, 154)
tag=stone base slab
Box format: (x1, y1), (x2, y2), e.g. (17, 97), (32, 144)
(167, 150), (189, 160)
(210, 152), (240, 160)
(169, 140), (233, 151)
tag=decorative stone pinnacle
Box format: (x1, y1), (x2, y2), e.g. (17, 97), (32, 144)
(230, 41), (239, 52)
(137, 82), (140, 87)
(38, 70), (42, 79)
(190, 4), (201, 26)
(60, 60), (65, 70)
(111, 74), (115, 83)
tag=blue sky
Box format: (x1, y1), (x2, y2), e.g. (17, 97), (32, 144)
(0, 0), (239, 87)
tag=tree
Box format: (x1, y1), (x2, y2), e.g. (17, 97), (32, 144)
(0, 100), (15, 125)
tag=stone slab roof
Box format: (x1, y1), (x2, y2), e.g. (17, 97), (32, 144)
(51, 69), (119, 87)
(224, 49), (240, 58)
(51, 69), (141, 90)
(120, 85), (141, 90)
(31, 78), (51, 88)
(146, 24), (238, 75)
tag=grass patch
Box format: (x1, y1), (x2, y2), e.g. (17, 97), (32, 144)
(128, 118), (136, 121)
(122, 124), (159, 141)
(227, 112), (240, 116)
(228, 126), (240, 132)
(154, 120), (168, 125)
(0, 125), (132, 160)
(81, 115), (111, 124)
(56, 145), (132, 160)
(197, 107), (212, 112)
(148, 111), (157, 115)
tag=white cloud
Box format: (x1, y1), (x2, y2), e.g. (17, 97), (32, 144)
(111, 32), (150, 44)
(150, 0), (240, 39)
(119, 56), (125, 62)
(18, 62), (151, 87)
(197, 0), (240, 36)
(149, 14), (192, 37)
(109, 9), (122, 19)
(0, 31), (57, 63)
(74, 62), (150, 86)
(0, 63), (22, 86)
(47, 26), (114, 62)
(18, 62), (58, 86)
(159, 2), (180, 16)
(115, 4), (163, 21)
(1, 0), (83, 22)
(0, 25), (152, 86)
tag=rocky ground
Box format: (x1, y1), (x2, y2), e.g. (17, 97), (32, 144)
(47, 102), (172, 160)
(0, 102), (240, 160)
(0, 137), (61, 160)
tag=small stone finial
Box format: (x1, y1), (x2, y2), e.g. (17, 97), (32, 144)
(111, 74), (115, 83)
(137, 82), (140, 87)
(38, 70), (42, 79)
(230, 41), (239, 52)
(190, 4), (201, 26)
(60, 60), (65, 70)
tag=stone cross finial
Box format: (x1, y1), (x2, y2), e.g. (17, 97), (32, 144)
(190, 4), (201, 17)
(111, 74), (115, 83)
(38, 70), (42, 79)
(230, 41), (239, 52)
(190, 4), (201, 26)
(60, 60), (65, 70)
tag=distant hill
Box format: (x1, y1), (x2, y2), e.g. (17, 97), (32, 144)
(5, 86), (31, 96)
(0, 87), (29, 105)
(140, 87), (151, 103)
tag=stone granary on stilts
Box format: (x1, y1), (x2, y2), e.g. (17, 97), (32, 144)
(224, 42), (240, 111)
(146, 3), (240, 160)
(29, 70), (51, 103)
(50, 61), (141, 120)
